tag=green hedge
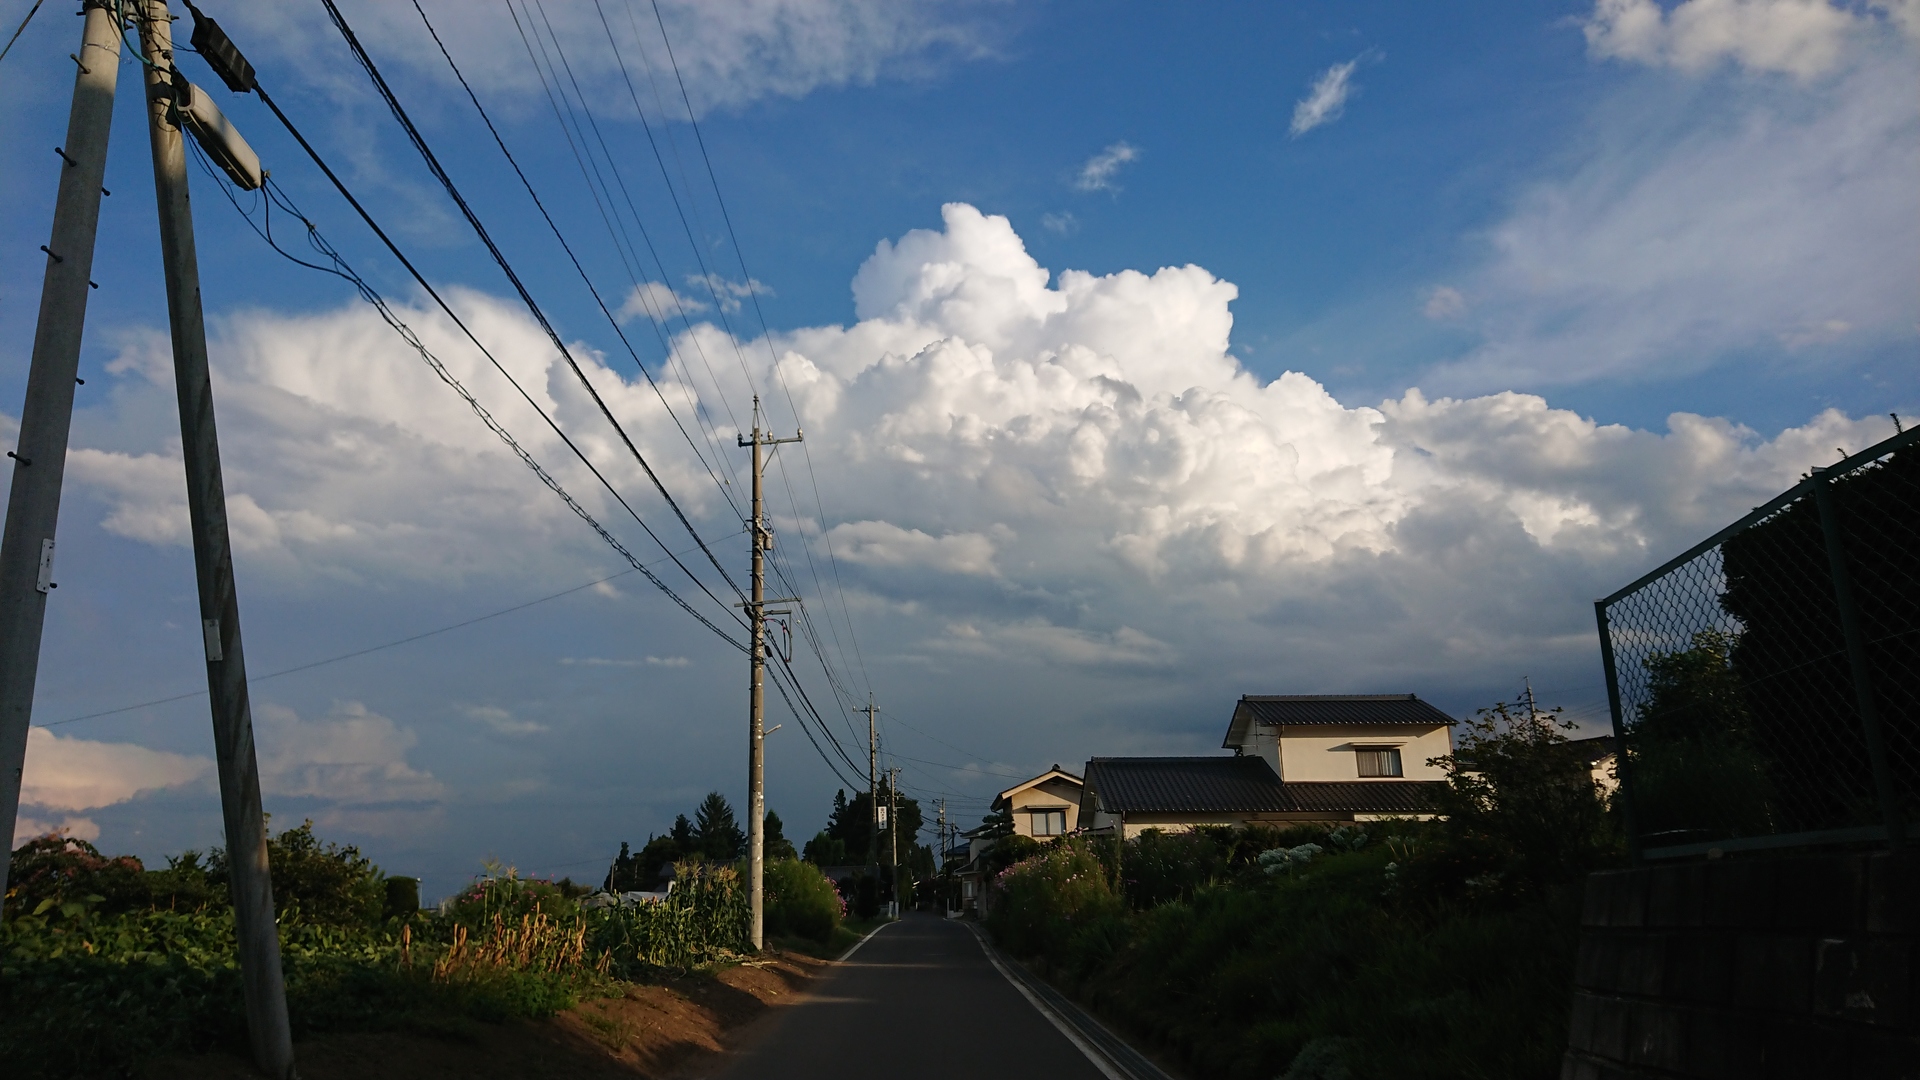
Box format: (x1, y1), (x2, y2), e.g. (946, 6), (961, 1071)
(763, 858), (843, 943)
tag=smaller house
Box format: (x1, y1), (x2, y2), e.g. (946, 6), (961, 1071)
(992, 764), (1084, 840)
(952, 765), (1086, 911)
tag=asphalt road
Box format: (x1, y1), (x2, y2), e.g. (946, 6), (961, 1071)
(712, 914), (1111, 1080)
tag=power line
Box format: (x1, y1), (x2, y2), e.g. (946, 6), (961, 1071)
(317, 0), (747, 616)
(241, 88), (746, 650)
(33, 556), (718, 730)
(639, 0), (873, 697)
(410, 0), (744, 529)
(0, 0), (44, 67)
(442, 0), (748, 526)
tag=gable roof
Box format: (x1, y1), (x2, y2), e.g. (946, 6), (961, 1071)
(1083, 756), (1445, 817)
(1084, 757), (1291, 814)
(1224, 694), (1455, 748)
(992, 765), (1084, 811)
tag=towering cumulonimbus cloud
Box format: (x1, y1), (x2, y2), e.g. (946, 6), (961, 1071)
(55, 203), (1897, 805)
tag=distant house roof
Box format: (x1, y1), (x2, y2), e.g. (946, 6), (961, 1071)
(991, 764), (1084, 812)
(1083, 756), (1445, 817)
(1225, 694), (1455, 748)
(1454, 732), (1617, 772)
(1567, 734), (1617, 765)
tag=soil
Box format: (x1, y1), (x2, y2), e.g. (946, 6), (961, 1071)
(135, 950), (827, 1080)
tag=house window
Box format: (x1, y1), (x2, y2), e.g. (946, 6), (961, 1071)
(1030, 809), (1067, 836)
(1355, 747), (1403, 778)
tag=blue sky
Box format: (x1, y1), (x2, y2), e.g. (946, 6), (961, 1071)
(2, 0), (1914, 898)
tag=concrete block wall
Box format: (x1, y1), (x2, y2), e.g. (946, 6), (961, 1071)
(1562, 849), (1918, 1079)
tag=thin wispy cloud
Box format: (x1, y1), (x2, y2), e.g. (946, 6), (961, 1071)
(1073, 142), (1141, 191)
(1291, 58), (1362, 136)
(1423, 285), (1467, 320)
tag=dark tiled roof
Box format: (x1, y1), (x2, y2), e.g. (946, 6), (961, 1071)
(1084, 757), (1293, 813)
(1281, 782), (1444, 814)
(1236, 694), (1457, 727)
(1083, 756), (1446, 815)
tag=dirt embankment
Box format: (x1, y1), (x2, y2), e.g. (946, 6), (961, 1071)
(139, 950), (826, 1079)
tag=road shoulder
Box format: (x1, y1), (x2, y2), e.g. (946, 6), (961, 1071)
(964, 922), (1185, 1080)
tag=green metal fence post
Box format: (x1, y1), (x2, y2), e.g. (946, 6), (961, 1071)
(1809, 467), (1905, 848)
(1594, 600), (1642, 862)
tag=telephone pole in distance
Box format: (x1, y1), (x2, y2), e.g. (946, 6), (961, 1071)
(866, 694), (878, 873)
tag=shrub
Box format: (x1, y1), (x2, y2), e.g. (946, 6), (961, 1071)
(1123, 828), (1226, 906)
(764, 858), (842, 942)
(1425, 697), (1618, 895)
(985, 839), (1122, 958)
(205, 820), (385, 927)
(4, 835), (151, 918)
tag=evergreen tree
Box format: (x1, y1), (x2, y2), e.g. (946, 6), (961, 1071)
(692, 792), (745, 860)
(823, 781), (923, 865)
(765, 810), (798, 861)
(670, 814), (693, 848)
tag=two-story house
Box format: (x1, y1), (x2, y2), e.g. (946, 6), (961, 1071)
(952, 765), (1085, 910)
(1080, 694), (1454, 836)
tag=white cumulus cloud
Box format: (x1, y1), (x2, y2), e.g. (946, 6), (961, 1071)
(1584, 0), (1862, 78)
(57, 202), (1907, 819)
(19, 727), (212, 814)
(257, 701), (444, 805)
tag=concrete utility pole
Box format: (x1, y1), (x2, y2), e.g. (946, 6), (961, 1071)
(888, 765), (900, 915)
(866, 694), (878, 871)
(0, 0), (123, 900)
(738, 395), (799, 950)
(135, 4), (292, 1075)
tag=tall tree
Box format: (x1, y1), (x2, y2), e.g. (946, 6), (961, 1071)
(692, 791), (745, 861)
(765, 810), (797, 861)
(823, 781), (923, 865)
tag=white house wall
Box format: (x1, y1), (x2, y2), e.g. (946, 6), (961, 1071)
(1009, 776), (1082, 837)
(1273, 724), (1453, 781)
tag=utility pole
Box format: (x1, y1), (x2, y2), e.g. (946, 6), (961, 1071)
(738, 395), (799, 950)
(1523, 676), (1539, 724)
(0, 0), (124, 901)
(888, 765), (901, 916)
(866, 694), (878, 872)
(135, 4), (291, 1075)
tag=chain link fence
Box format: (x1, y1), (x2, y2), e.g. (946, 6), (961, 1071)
(1596, 427), (1918, 859)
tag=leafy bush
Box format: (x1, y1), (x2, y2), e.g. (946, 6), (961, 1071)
(3, 835), (152, 918)
(764, 858), (843, 942)
(1425, 697), (1619, 896)
(1633, 630), (1776, 838)
(210, 819), (385, 927)
(985, 838), (1123, 958)
(1122, 828), (1226, 905)
(988, 832), (1580, 1080)
(0, 832), (754, 1077)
